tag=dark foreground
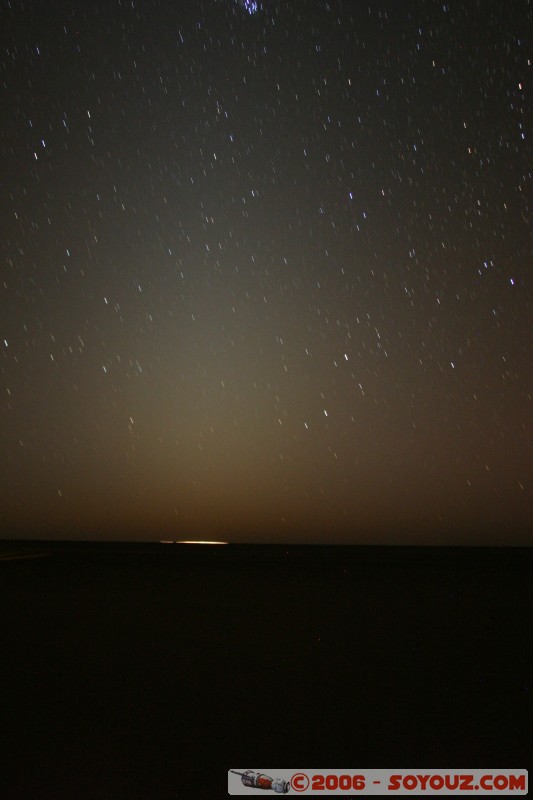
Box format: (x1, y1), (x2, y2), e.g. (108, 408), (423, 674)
(1, 542), (531, 798)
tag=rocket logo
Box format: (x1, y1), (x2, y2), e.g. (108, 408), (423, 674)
(230, 770), (290, 793)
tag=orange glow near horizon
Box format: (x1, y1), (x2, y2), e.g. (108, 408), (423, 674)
(162, 540), (229, 545)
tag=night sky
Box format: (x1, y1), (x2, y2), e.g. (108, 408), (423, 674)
(1, 0), (531, 543)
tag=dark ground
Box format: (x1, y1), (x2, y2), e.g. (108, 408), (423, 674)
(1, 542), (531, 798)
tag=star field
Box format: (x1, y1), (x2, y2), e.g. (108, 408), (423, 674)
(1, 0), (531, 542)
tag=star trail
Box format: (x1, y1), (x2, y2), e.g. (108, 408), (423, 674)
(1, 0), (531, 542)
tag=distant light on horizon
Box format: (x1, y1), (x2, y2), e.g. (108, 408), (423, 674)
(165, 540), (229, 545)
